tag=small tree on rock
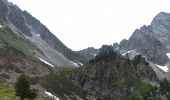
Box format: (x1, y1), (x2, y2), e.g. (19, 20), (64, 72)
(15, 74), (37, 100)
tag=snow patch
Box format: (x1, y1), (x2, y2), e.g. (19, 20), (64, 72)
(0, 25), (3, 28)
(45, 91), (59, 100)
(73, 63), (79, 66)
(156, 64), (168, 72)
(39, 57), (54, 67)
(79, 62), (83, 66)
(25, 35), (31, 39)
(166, 53), (170, 59)
(122, 50), (135, 56)
(36, 34), (40, 37)
(71, 61), (79, 67)
(90, 53), (97, 57)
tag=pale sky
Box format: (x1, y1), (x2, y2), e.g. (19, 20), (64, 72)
(7, 0), (170, 51)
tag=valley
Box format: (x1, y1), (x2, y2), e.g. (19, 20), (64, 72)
(0, 0), (170, 100)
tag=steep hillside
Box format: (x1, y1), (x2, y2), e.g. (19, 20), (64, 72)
(0, 0), (89, 68)
(0, 27), (55, 99)
(0, 0), (95, 99)
(0, 27), (50, 82)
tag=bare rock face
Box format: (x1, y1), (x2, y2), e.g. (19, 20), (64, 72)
(117, 12), (170, 66)
(151, 12), (170, 51)
(127, 25), (168, 65)
(108, 12), (170, 81)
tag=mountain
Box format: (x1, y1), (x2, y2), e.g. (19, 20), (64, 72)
(1, 0), (170, 99)
(69, 46), (168, 100)
(77, 47), (99, 61)
(111, 12), (170, 81)
(0, 0), (91, 99)
(0, 0), (89, 69)
(36, 45), (170, 100)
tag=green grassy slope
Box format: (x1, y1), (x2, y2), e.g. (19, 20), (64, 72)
(0, 83), (18, 100)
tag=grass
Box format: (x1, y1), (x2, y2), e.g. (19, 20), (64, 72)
(0, 83), (18, 100)
(0, 28), (36, 57)
(125, 81), (151, 100)
(0, 82), (45, 100)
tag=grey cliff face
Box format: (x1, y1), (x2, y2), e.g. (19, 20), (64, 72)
(151, 12), (170, 50)
(118, 12), (170, 66)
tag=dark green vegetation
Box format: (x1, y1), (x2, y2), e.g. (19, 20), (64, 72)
(15, 74), (37, 100)
(159, 78), (170, 99)
(89, 48), (118, 63)
(40, 68), (88, 100)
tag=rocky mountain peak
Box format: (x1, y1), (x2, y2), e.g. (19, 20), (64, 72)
(149, 12), (170, 50)
(152, 12), (170, 24)
(114, 12), (170, 81)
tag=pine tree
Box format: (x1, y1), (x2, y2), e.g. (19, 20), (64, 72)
(15, 74), (37, 100)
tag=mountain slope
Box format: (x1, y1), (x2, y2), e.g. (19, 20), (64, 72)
(0, 27), (50, 81)
(0, 0), (89, 68)
(0, 0), (90, 99)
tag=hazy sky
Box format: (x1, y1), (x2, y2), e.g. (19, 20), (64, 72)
(8, 0), (170, 51)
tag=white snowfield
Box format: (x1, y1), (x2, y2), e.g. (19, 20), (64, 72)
(166, 53), (170, 59)
(0, 25), (2, 27)
(71, 61), (79, 67)
(39, 57), (54, 67)
(79, 62), (83, 66)
(122, 50), (135, 56)
(45, 91), (60, 100)
(156, 64), (169, 72)
(73, 62), (79, 67)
